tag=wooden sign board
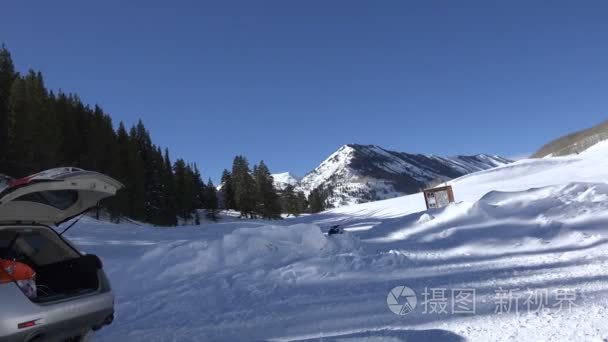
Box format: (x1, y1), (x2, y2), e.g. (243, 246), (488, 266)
(423, 185), (455, 209)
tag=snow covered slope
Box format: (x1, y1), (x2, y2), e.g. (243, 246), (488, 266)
(69, 140), (608, 342)
(329, 139), (608, 219)
(272, 172), (301, 190)
(297, 144), (510, 207)
(532, 119), (608, 158)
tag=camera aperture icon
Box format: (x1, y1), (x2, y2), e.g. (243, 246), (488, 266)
(387, 285), (417, 315)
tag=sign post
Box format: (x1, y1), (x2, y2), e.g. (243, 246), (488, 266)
(423, 185), (455, 209)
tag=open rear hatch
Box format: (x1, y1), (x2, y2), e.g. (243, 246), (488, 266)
(0, 167), (123, 225)
(0, 168), (123, 302)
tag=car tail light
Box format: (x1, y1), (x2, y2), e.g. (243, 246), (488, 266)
(18, 319), (43, 329)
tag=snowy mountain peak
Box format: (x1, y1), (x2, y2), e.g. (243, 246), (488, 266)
(297, 144), (511, 207)
(297, 145), (357, 192)
(271, 172), (301, 190)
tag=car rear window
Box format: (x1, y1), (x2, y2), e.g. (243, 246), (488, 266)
(13, 190), (78, 210)
(0, 230), (18, 248)
(0, 228), (79, 266)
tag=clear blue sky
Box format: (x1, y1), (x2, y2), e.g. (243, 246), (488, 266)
(2, 1), (608, 181)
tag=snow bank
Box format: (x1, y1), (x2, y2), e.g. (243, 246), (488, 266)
(132, 224), (331, 281)
(371, 182), (608, 254)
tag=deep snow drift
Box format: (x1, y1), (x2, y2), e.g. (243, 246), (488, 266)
(65, 141), (608, 341)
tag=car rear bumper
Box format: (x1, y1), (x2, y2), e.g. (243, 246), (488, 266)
(0, 283), (114, 341)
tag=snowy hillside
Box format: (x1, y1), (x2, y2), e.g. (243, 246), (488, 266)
(297, 144), (511, 207)
(272, 172), (301, 190)
(533, 119), (608, 158)
(67, 140), (608, 342)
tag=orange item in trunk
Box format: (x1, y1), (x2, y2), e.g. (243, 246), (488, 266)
(0, 259), (35, 282)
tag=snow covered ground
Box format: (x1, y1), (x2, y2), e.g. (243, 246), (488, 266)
(64, 141), (608, 341)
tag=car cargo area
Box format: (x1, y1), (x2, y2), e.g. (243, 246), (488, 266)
(0, 226), (101, 303)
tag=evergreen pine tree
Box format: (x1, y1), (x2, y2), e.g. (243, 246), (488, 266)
(192, 163), (207, 210)
(149, 146), (170, 225)
(161, 148), (178, 226)
(10, 71), (61, 172)
(296, 191), (308, 215)
(281, 185), (306, 217)
(205, 178), (219, 221)
(127, 125), (147, 221)
(132, 122), (161, 224)
(174, 159), (200, 222)
(308, 186), (327, 213)
(253, 160), (282, 219)
(107, 122), (130, 221)
(6, 75), (34, 176)
(173, 159), (188, 221)
(0, 45), (16, 172)
(281, 184), (298, 217)
(231, 155), (256, 218)
(219, 169), (235, 210)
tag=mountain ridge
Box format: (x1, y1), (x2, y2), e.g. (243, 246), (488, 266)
(281, 144), (511, 207)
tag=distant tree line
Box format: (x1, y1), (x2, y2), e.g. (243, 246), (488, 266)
(0, 45), (218, 225)
(0, 45), (330, 225)
(219, 157), (331, 217)
(279, 184), (308, 217)
(221, 157), (281, 219)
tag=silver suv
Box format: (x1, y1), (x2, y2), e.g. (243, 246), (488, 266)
(0, 168), (122, 342)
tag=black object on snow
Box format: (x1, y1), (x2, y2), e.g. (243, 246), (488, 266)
(328, 225), (344, 236)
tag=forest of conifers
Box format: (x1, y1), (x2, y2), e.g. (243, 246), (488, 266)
(0, 46), (329, 225)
